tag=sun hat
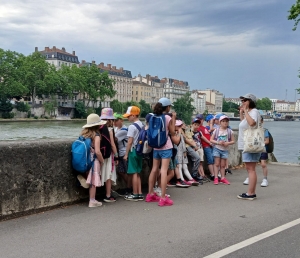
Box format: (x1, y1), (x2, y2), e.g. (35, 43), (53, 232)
(219, 115), (229, 122)
(123, 106), (140, 118)
(205, 114), (214, 122)
(113, 112), (123, 120)
(158, 97), (173, 107)
(175, 120), (183, 126)
(240, 93), (257, 102)
(100, 108), (115, 120)
(195, 114), (204, 120)
(82, 113), (107, 128)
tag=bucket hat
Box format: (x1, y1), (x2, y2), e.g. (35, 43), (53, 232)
(100, 108), (115, 120)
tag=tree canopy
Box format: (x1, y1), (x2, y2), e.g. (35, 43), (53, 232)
(222, 99), (239, 115)
(256, 97), (272, 111)
(173, 92), (195, 124)
(288, 0), (300, 31)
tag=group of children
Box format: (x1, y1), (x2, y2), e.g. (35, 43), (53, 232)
(77, 97), (236, 208)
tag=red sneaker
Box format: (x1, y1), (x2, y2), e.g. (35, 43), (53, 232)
(220, 178), (230, 185)
(145, 193), (160, 202)
(214, 178), (219, 185)
(158, 196), (174, 207)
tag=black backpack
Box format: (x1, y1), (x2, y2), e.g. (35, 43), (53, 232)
(99, 124), (112, 159)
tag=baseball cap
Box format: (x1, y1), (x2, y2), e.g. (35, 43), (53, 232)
(158, 97), (173, 107)
(192, 118), (201, 124)
(175, 120), (183, 126)
(195, 114), (204, 120)
(205, 114), (214, 122)
(240, 93), (257, 102)
(214, 113), (224, 120)
(123, 106), (140, 118)
(113, 112), (124, 120)
(219, 115), (229, 122)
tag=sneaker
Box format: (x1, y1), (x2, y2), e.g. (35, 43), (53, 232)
(214, 178), (219, 185)
(124, 194), (139, 202)
(158, 196), (174, 207)
(115, 188), (127, 197)
(225, 168), (232, 174)
(145, 193), (160, 202)
(137, 194), (144, 201)
(88, 200), (103, 208)
(154, 187), (162, 196)
(261, 179), (268, 187)
(237, 193), (257, 200)
(184, 180), (192, 186)
(176, 180), (190, 188)
(209, 175), (215, 181)
(77, 175), (89, 189)
(202, 177), (210, 183)
(188, 179), (199, 186)
(243, 177), (249, 185)
(220, 178), (230, 185)
(167, 181), (177, 187)
(103, 196), (116, 203)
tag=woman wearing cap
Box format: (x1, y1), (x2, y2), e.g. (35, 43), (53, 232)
(237, 93), (261, 200)
(146, 98), (176, 207)
(80, 113), (106, 207)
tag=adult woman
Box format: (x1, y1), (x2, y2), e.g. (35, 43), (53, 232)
(237, 93), (261, 200)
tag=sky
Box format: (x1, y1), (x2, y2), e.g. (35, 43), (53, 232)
(1, 0), (300, 101)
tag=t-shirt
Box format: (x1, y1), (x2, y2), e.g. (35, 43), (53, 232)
(184, 128), (194, 148)
(192, 131), (202, 148)
(115, 125), (128, 157)
(238, 108), (260, 150)
(198, 126), (211, 148)
(212, 128), (233, 151)
(127, 120), (143, 147)
(154, 114), (173, 150)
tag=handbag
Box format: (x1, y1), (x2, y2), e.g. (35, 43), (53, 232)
(243, 111), (265, 153)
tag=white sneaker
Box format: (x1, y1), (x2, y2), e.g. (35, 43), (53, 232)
(243, 177), (249, 185)
(261, 179), (268, 187)
(154, 187), (162, 196)
(88, 200), (102, 208)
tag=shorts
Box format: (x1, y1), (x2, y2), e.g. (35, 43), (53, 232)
(195, 148), (204, 162)
(168, 156), (177, 170)
(203, 147), (214, 165)
(116, 156), (127, 173)
(127, 149), (143, 174)
(242, 152), (261, 163)
(153, 149), (172, 159)
(260, 152), (268, 161)
(213, 148), (229, 159)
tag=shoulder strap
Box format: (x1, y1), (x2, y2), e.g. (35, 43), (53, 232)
(227, 128), (232, 141)
(133, 123), (142, 132)
(214, 128), (219, 141)
(121, 127), (128, 131)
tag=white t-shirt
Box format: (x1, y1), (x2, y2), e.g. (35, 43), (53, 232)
(213, 128), (233, 151)
(127, 120), (143, 147)
(238, 108), (260, 150)
(115, 125), (128, 157)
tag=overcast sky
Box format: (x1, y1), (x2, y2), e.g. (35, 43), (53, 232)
(1, 0), (299, 101)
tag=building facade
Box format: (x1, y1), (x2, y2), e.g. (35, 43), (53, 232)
(205, 101), (215, 113)
(296, 99), (300, 112)
(224, 97), (242, 106)
(190, 90), (206, 114)
(274, 100), (296, 112)
(161, 78), (190, 103)
(198, 89), (223, 113)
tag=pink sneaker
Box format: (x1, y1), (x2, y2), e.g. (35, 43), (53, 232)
(145, 193), (160, 202)
(188, 179), (199, 186)
(184, 180), (192, 186)
(220, 178), (230, 185)
(214, 178), (219, 185)
(158, 196), (174, 207)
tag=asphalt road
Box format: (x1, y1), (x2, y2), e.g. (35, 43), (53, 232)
(0, 163), (299, 258)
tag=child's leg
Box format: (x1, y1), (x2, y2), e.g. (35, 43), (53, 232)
(132, 173), (139, 194)
(167, 169), (175, 184)
(178, 164), (184, 181)
(220, 158), (227, 178)
(261, 160), (268, 178)
(213, 157), (220, 177)
(174, 165), (181, 180)
(199, 162), (205, 177)
(105, 179), (112, 197)
(137, 174), (142, 194)
(160, 158), (171, 198)
(182, 164), (193, 180)
(89, 185), (96, 200)
(148, 159), (160, 194)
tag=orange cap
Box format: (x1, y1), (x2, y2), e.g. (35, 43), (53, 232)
(123, 106), (140, 118)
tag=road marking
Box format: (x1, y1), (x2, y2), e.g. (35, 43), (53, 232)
(204, 218), (300, 258)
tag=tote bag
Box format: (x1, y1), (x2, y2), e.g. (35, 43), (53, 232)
(243, 111), (265, 153)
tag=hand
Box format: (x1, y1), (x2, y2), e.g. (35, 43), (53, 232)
(172, 111), (177, 118)
(123, 155), (128, 161)
(115, 160), (119, 166)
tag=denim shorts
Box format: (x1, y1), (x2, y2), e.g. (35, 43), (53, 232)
(242, 152), (261, 163)
(213, 148), (229, 159)
(260, 152), (268, 161)
(153, 149), (172, 159)
(203, 147), (214, 165)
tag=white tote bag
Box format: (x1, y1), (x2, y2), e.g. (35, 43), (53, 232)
(243, 111), (265, 153)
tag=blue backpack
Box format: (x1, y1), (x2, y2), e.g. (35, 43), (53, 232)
(71, 136), (95, 173)
(133, 123), (147, 155)
(147, 114), (168, 148)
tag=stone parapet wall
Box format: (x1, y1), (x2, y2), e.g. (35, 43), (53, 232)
(0, 131), (242, 219)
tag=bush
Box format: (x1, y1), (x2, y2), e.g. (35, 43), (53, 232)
(74, 101), (87, 118)
(2, 112), (15, 119)
(16, 102), (30, 112)
(34, 116), (38, 119)
(86, 108), (95, 116)
(44, 116), (48, 119)
(27, 111), (31, 118)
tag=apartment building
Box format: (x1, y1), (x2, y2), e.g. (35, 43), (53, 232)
(296, 99), (300, 112)
(132, 74), (164, 104)
(198, 89), (223, 113)
(190, 90), (206, 114)
(206, 101), (215, 113)
(36, 46), (80, 68)
(224, 97), (242, 106)
(161, 78), (190, 103)
(274, 100), (295, 112)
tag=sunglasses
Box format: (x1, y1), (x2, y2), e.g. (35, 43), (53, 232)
(241, 99), (250, 103)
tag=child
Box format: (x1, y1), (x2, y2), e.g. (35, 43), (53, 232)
(123, 106), (144, 201)
(210, 115), (235, 185)
(146, 98), (176, 206)
(81, 113), (106, 207)
(99, 108), (118, 202)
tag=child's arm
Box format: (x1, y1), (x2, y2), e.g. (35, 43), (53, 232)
(94, 136), (104, 164)
(224, 130), (235, 146)
(202, 135), (212, 146)
(109, 130), (119, 164)
(123, 137), (133, 161)
(210, 132), (218, 145)
(168, 112), (176, 136)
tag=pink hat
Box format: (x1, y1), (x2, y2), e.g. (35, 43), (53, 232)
(100, 108), (115, 120)
(175, 120), (183, 126)
(219, 115), (229, 122)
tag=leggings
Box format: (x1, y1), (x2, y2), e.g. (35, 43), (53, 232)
(178, 164), (193, 181)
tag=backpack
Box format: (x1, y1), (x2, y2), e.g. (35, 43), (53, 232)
(120, 127), (128, 147)
(213, 127), (232, 142)
(265, 129), (274, 153)
(71, 136), (95, 173)
(133, 123), (152, 155)
(99, 124), (112, 159)
(147, 114), (168, 148)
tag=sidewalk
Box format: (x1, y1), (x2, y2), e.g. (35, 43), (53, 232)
(0, 163), (299, 258)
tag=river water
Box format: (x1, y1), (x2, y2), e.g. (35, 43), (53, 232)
(0, 120), (299, 164)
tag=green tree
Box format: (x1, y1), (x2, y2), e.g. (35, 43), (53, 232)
(16, 102), (30, 112)
(0, 49), (28, 100)
(44, 95), (57, 116)
(173, 92), (195, 124)
(74, 101), (87, 118)
(110, 99), (124, 113)
(139, 99), (152, 117)
(222, 99), (239, 112)
(256, 97), (272, 111)
(0, 99), (14, 118)
(288, 0), (300, 31)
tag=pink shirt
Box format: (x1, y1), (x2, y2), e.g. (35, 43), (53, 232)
(154, 115), (173, 150)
